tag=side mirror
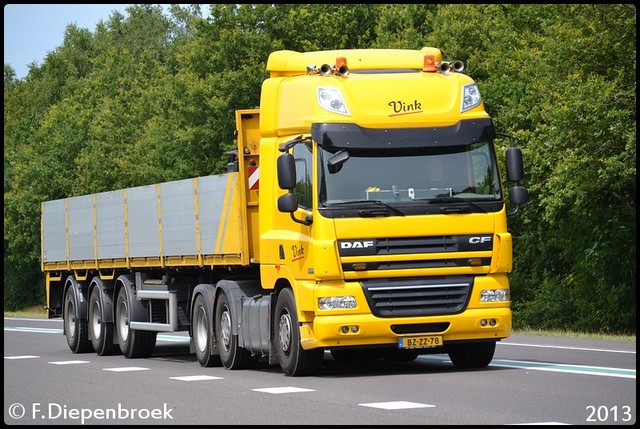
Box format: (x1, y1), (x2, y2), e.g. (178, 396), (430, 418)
(509, 185), (529, 206)
(277, 153), (296, 190)
(327, 150), (350, 174)
(277, 193), (298, 213)
(506, 147), (524, 182)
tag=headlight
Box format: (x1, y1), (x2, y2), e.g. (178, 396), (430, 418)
(480, 289), (510, 302)
(317, 87), (350, 116)
(461, 83), (481, 112)
(318, 296), (356, 310)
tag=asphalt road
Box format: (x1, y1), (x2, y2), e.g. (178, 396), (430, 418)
(4, 317), (636, 425)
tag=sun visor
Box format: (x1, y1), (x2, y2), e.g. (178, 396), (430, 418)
(312, 118), (495, 149)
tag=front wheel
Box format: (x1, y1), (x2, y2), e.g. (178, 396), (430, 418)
(448, 341), (496, 369)
(63, 285), (92, 353)
(115, 287), (157, 358)
(274, 288), (323, 376)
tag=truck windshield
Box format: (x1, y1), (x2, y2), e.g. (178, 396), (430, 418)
(318, 141), (502, 207)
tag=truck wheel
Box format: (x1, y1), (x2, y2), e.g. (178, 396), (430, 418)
(274, 288), (323, 376)
(115, 287), (157, 358)
(448, 341), (496, 369)
(193, 294), (221, 367)
(63, 285), (93, 353)
(214, 292), (254, 369)
(88, 286), (118, 355)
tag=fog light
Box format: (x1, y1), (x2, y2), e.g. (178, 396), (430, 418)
(489, 319), (497, 326)
(341, 326), (349, 334)
(351, 325), (359, 333)
(480, 319), (488, 327)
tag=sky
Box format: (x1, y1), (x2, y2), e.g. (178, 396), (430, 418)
(4, 4), (134, 79)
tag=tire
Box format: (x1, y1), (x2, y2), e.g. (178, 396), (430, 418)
(448, 341), (496, 369)
(115, 287), (157, 358)
(215, 292), (254, 369)
(88, 286), (118, 356)
(192, 294), (222, 367)
(274, 288), (323, 376)
(63, 285), (93, 353)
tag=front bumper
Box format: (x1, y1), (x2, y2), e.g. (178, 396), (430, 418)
(299, 307), (511, 350)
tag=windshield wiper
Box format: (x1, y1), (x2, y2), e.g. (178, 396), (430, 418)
(325, 200), (405, 216)
(417, 197), (488, 214)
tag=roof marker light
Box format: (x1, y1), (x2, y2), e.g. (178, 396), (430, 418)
(336, 57), (349, 76)
(423, 54), (437, 72)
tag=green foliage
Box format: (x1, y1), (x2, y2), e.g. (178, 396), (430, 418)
(3, 5), (635, 334)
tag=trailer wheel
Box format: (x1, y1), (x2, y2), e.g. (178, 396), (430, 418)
(63, 286), (93, 353)
(274, 288), (323, 376)
(115, 287), (157, 358)
(448, 341), (496, 369)
(193, 294), (221, 367)
(214, 292), (254, 369)
(88, 287), (118, 356)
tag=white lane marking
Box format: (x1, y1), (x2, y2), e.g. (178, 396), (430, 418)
(490, 359), (636, 379)
(252, 387), (315, 394)
(170, 375), (223, 381)
(419, 355), (635, 379)
(157, 334), (190, 342)
(103, 367), (150, 372)
(4, 327), (63, 334)
(359, 401), (435, 410)
(5, 355), (40, 359)
(48, 360), (90, 365)
(500, 341), (635, 354)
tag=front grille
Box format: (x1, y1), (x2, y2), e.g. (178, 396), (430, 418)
(338, 234), (493, 274)
(338, 235), (493, 257)
(361, 276), (473, 317)
(391, 323), (450, 334)
(342, 257), (491, 272)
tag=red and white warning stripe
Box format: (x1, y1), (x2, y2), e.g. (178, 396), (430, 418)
(248, 166), (259, 190)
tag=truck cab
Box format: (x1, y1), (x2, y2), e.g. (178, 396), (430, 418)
(254, 47), (528, 374)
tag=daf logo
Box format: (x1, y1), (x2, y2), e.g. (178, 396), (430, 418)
(340, 240), (375, 249)
(469, 236), (492, 244)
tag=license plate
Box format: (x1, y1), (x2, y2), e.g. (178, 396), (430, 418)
(398, 335), (443, 349)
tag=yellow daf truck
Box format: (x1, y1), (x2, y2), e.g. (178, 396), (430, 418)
(41, 47), (528, 376)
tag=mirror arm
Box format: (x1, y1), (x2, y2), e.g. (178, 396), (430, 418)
(290, 213), (313, 226)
